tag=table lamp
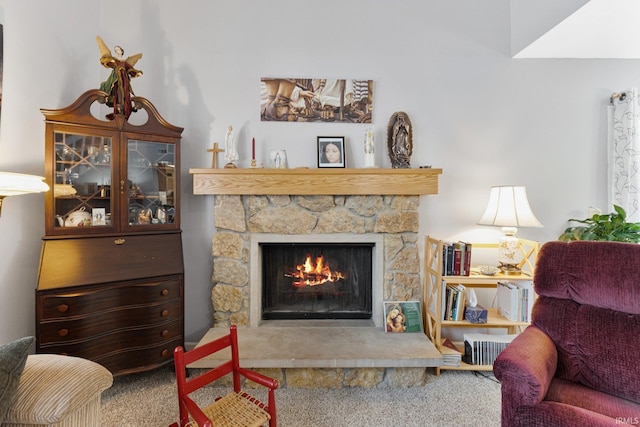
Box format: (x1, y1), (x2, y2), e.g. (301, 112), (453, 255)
(478, 185), (542, 273)
(0, 171), (49, 217)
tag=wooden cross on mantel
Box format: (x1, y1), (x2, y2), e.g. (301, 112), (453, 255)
(206, 142), (224, 169)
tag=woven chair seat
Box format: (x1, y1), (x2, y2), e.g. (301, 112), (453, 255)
(194, 391), (271, 427)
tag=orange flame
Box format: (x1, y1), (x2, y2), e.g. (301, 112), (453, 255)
(285, 254), (346, 287)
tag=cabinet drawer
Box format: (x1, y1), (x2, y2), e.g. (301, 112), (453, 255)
(38, 299), (182, 344)
(38, 278), (182, 319)
(42, 336), (183, 376)
(96, 337), (184, 376)
(38, 319), (182, 358)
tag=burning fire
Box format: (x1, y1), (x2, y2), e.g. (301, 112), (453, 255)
(285, 254), (346, 287)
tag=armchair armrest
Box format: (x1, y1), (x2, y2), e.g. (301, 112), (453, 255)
(493, 325), (558, 426)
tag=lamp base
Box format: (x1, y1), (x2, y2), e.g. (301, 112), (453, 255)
(498, 230), (522, 272)
(498, 262), (521, 275)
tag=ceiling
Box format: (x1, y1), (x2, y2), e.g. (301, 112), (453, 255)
(512, 0), (640, 59)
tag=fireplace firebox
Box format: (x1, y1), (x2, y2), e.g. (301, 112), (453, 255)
(261, 243), (374, 320)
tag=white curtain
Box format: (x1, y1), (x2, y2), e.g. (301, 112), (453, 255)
(608, 88), (640, 222)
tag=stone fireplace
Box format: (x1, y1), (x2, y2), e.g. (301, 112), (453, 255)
(212, 194), (422, 328)
(190, 168), (443, 387)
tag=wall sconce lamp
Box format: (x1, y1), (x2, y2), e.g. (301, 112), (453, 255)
(478, 185), (542, 274)
(0, 171), (49, 217)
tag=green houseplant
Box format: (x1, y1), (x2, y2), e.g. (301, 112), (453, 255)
(558, 205), (640, 243)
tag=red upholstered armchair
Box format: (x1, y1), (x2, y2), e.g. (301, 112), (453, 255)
(493, 240), (640, 426)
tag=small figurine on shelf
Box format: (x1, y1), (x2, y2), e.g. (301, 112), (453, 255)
(387, 111), (413, 169)
(206, 142), (224, 168)
(96, 35), (143, 121)
(223, 125), (238, 168)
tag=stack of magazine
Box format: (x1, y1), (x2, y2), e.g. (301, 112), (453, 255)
(462, 333), (516, 365)
(440, 338), (462, 367)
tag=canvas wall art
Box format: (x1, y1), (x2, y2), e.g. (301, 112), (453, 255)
(260, 78), (372, 123)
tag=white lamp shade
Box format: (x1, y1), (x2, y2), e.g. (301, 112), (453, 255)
(478, 186), (542, 228)
(0, 172), (49, 196)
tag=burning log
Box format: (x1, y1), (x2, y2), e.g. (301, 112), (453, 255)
(285, 254), (346, 287)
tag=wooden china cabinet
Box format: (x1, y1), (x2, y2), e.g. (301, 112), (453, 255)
(35, 89), (184, 376)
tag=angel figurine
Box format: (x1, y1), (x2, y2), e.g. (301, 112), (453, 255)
(96, 35), (143, 120)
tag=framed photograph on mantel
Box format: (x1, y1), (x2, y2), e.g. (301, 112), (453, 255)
(317, 136), (345, 168)
(384, 301), (423, 333)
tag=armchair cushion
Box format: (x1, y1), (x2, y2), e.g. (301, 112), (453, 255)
(546, 378), (640, 420)
(4, 354), (113, 425)
(511, 401), (620, 427)
(0, 337), (34, 423)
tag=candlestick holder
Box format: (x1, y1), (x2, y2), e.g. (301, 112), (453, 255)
(250, 159), (257, 168)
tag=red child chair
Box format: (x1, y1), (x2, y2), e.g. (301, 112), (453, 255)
(170, 325), (278, 427)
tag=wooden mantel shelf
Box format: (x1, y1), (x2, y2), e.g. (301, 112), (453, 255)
(189, 167), (443, 196)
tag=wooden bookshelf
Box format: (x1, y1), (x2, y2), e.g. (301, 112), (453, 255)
(424, 236), (539, 375)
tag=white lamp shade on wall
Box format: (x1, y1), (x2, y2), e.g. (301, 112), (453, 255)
(0, 172), (49, 196)
(478, 186), (542, 229)
(0, 171), (49, 216)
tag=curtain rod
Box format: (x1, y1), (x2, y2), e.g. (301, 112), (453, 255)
(610, 92), (627, 104)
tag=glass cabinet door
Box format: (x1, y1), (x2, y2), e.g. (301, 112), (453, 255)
(53, 131), (113, 229)
(126, 139), (176, 227)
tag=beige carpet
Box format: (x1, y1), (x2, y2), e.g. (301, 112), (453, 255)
(100, 368), (501, 427)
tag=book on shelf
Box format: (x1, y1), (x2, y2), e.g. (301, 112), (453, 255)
(497, 280), (534, 322)
(442, 282), (466, 321)
(441, 241), (472, 276)
(462, 333), (517, 366)
(497, 281), (519, 322)
(442, 241), (454, 276)
(463, 242), (472, 276)
(515, 281), (534, 322)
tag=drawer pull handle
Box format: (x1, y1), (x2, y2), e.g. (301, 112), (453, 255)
(57, 304), (69, 313)
(161, 309), (169, 317)
(161, 329), (169, 337)
(161, 289), (169, 296)
(161, 349), (169, 358)
(58, 329), (69, 337)
(114, 238), (125, 245)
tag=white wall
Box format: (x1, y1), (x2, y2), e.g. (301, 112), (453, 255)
(1, 0), (638, 344)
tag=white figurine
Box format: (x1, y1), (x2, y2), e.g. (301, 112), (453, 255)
(364, 127), (376, 168)
(468, 289), (478, 307)
(224, 125), (238, 167)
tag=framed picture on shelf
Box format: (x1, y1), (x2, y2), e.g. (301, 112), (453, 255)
(317, 136), (345, 168)
(268, 149), (288, 169)
(92, 208), (106, 226)
(384, 300), (423, 333)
